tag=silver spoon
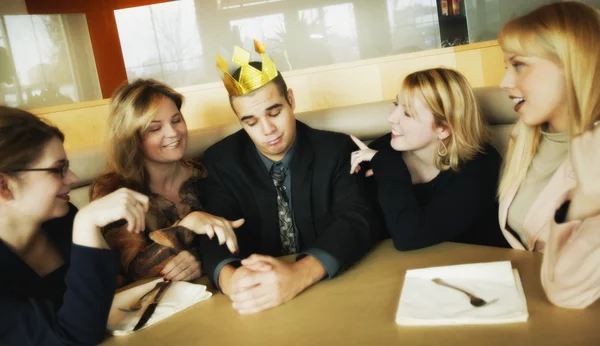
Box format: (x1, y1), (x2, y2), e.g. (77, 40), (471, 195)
(432, 278), (498, 307)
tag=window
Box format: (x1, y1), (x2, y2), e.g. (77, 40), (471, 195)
(114, 0), (598, 88)
(387, 0), (440, 53)
(115, 0), (205, 88)
(0, 14), (101, 109)
(230, 13), (285, 44)
(263, 3), (359, 70)
(464, 0), (600, 43)
(218, 0), (284, 10)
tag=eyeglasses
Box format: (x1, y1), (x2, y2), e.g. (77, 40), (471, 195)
(8, 161), (70, 179)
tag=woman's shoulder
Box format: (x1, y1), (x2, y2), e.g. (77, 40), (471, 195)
(188, 159), (208, 179)
(459, 143), (502, 174)
(476, 144), (501, 164)
(368, 133), (393, 151)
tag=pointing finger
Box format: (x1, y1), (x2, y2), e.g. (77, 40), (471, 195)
(350, 135), (369, 150)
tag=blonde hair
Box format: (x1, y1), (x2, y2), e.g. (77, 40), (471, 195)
(497, 2), (600, 200)
(91, 79), (184, 198)
(401, 67), (490, 171)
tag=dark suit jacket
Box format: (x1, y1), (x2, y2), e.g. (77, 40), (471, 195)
(199, 121), (376, 283)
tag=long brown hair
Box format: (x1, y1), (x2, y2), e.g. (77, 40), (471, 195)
(497, 2), (600, 199)
(91, 79), (184, 199)
(0, 106), (64, 175)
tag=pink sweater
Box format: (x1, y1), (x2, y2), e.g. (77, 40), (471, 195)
(499, 160), (600, 308)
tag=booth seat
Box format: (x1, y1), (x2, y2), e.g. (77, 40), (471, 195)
(67, 86), (517, 209)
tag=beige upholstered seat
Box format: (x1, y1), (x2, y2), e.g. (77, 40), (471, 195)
(67, 87), (517, 209)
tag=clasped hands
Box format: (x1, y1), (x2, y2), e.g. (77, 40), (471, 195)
(219, 254), (325, 315)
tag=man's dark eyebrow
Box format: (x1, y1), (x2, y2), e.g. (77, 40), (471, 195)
(265, 103), (282, 112)
(240, 104), (282, 121)
(240, 115), (256, 122)
(53, 159), (68, 166)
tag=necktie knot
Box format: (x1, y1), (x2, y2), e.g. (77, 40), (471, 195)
(270, 162), (285, 186)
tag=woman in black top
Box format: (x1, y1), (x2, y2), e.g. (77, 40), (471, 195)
(350, 68), (509, 251)
(0, 106), (150, 345)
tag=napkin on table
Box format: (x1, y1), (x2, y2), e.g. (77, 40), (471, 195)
(107, 278), (212, 335)
(395, 261), (528, 326)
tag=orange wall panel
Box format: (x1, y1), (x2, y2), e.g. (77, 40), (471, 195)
(85, 7), (128, 98)
(25, 0), (86, 13)
(114, 0), (170, 9)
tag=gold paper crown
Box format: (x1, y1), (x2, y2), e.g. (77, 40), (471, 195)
(216, 39), (279, 97)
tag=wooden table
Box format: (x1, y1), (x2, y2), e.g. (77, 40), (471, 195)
(102, 240), (600, 346)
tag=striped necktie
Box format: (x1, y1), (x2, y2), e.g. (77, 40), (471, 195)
(270, 162), (296, 254)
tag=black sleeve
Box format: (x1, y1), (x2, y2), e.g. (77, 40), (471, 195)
(371, 147), (501, 251)
(198, 149), (243, 286)
(307, 136), (375, 272)
(368, 133), (393, 151)
(0, 245), (118, 346)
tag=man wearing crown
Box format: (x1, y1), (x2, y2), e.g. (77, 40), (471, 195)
(199, 40), (376, 314)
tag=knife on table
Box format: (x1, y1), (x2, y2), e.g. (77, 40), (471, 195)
(132, 281), (172, 331)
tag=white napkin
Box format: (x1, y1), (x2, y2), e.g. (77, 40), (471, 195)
(107, 279), (212, 335)
(395, 261), (528, 326)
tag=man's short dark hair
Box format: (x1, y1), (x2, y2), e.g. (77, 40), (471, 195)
(229, 61), (289, 111)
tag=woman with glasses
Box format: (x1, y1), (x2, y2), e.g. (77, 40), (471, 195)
(0, 106), (149, 345)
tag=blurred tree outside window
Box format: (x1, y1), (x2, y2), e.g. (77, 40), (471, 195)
(0, 14), (101, 109)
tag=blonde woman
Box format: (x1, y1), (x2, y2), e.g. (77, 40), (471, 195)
(497, 2), (600, 308)
(351, 68), (508, 250)
(92, 79), (243, 287)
